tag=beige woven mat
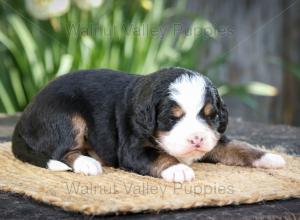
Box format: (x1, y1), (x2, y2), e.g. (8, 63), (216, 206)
(0, 142), (300, 215)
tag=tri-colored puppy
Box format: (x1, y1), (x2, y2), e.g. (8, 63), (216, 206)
(12, 67), (285, 182)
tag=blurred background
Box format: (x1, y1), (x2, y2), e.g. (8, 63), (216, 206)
(0, 0), (299, 126)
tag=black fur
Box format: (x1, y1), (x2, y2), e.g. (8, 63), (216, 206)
(201, 77), (228, 134)
(12, 67), (228, 176)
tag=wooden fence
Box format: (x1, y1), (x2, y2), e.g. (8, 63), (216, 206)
(188, 0), (300, 126)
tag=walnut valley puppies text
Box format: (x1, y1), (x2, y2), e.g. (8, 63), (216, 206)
(63, 181), (234, 197)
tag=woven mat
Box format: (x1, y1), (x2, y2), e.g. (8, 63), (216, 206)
(0, 142), (300, 215)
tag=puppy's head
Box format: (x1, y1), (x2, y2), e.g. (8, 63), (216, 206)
(132, 68), (228, 164)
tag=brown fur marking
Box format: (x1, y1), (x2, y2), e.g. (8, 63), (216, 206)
(151, 153), (179, 177)
(72, 114), (87, 148)
(201, 140), (265, 167)
(155, 131), (169, 139)
(203, 103), (214, 116)
(171, 105), (185, 118)
(63, 115), (105, 166)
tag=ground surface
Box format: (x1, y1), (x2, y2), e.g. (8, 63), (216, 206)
(0, 115), (299, 219)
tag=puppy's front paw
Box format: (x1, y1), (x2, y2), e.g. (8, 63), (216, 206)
(73, 155), (103, 175)
(161, 164), (195, 182)
(253, 153), (286, 169)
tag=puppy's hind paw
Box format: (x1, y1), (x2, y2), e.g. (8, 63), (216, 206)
(253, 153), (286, 169)
(73, 155), (103, 176)
(161, 163), (195, 183)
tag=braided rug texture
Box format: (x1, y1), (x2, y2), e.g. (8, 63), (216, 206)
(0, 142), (299, 215)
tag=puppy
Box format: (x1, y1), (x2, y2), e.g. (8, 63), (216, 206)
(12, 67), (285, 182)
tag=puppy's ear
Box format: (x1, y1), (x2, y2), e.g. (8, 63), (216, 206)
(217, 95), (228, 133)
(131, 79), (157, 138)
(133, 103), (156, 137)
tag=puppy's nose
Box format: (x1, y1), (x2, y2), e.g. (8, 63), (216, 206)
(187, 135), (204, 148)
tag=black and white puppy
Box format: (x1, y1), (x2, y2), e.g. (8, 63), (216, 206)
(12, 67), (285, 182)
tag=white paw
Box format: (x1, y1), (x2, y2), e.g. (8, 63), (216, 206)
(161, 164), (195, 183)
(47, 160), (72, 171)
(72, 155), (102, 175)
(253, 153), (286, 169)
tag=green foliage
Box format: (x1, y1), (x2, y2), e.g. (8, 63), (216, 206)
(218, 82), (278, 108)
(288, 63), (300, 80)
(0, 0), (278, 113)
(0, 0), (218, 113)
(269, 56), (300, 80)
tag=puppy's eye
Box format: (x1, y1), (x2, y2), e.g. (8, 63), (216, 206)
(169, 115), (180, 123)
(209, 111), (218, 119)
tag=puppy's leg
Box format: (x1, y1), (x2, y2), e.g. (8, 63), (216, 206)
(63, 150), (102, 176)
(152, 153), (195, 182)
(61, 115), (102, 176)
(201, 138), (285, 169)
(120, 146), (194, 182)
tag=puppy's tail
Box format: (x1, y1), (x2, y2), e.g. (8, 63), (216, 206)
(12, 123), (71, 171)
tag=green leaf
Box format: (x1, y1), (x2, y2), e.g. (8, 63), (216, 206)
(80, 35), (95, 68)
(9, 67), (27, 107)
(56, 54), (74, 76)
(0, 80), (16, 113)
(8, 15), (45, 87)
(246, 82), (278, 96)
(44, 48), (54, 75)
(0, 31), (16, 51)
(288, 63), (300, 80)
